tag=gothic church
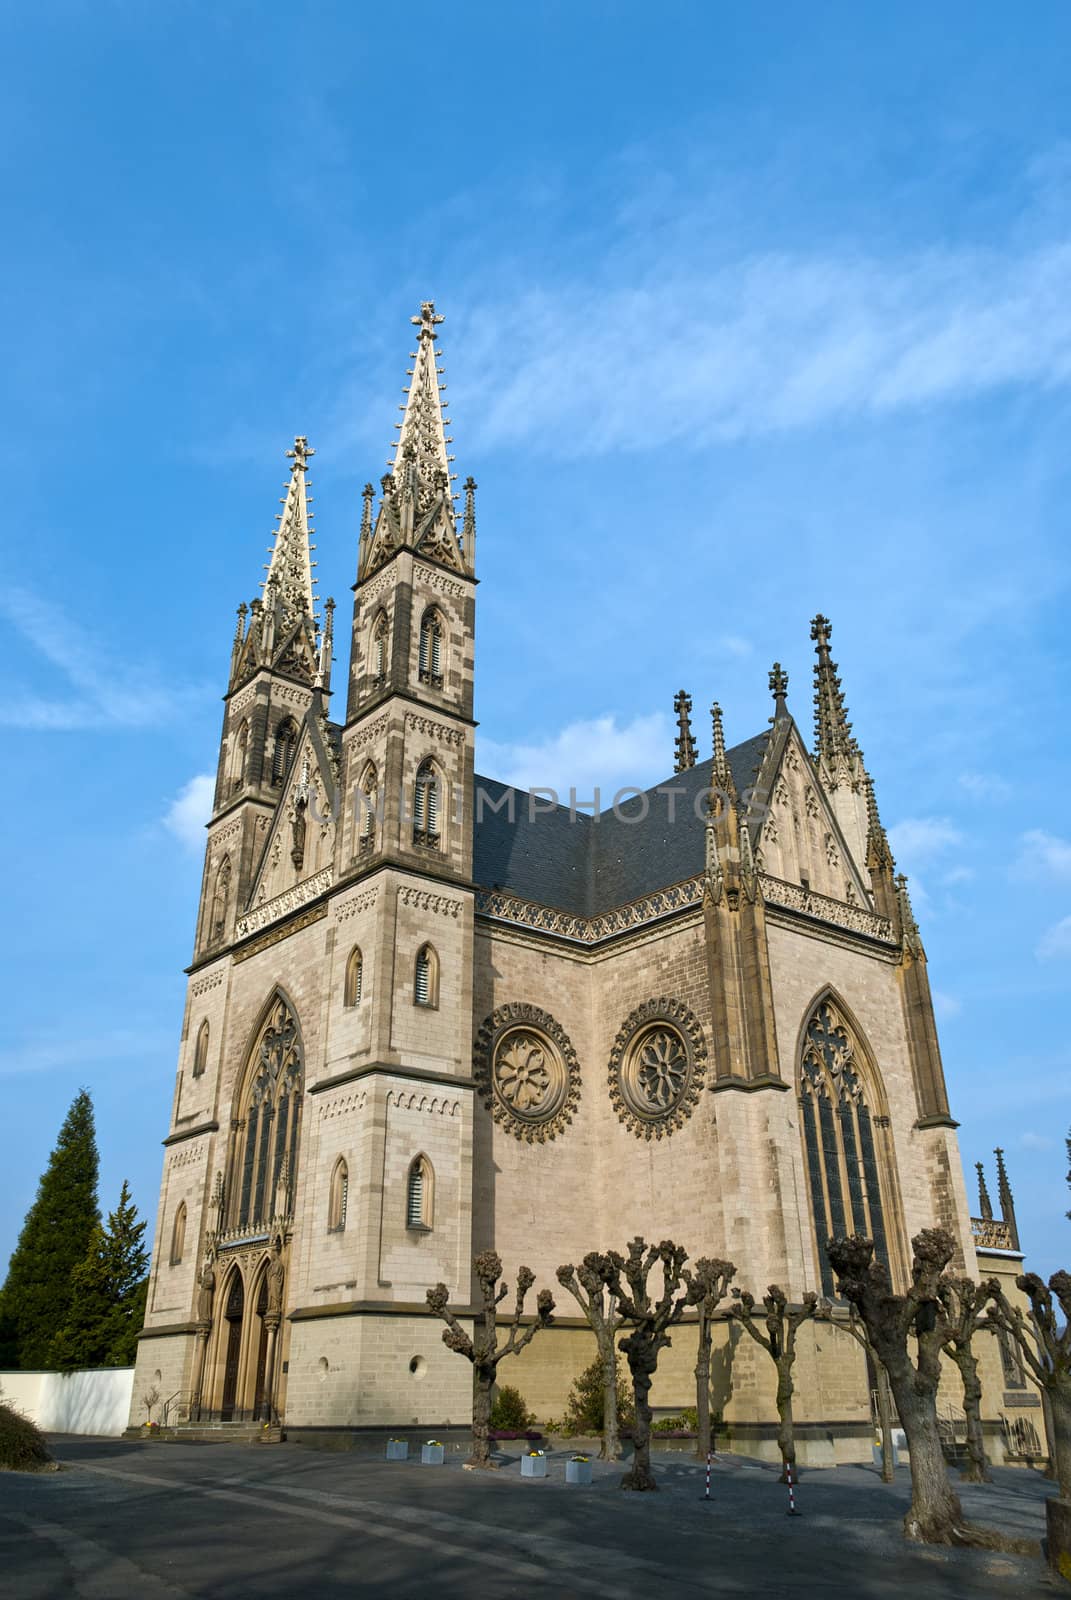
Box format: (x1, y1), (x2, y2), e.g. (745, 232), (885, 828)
(131, 303), (1032, 1459)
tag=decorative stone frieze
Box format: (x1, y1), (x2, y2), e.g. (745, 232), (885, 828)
(349, 713), (390, 753)
(405, 712), (466, 747)
(473, 1004), (581, 1142)
(397, 885), (463, 919)
(413, 562), (467, 601)
(335, 885), (379, 923)
(190, 969), (225, 999)
(760, 875), (892, 940)
(608, 998), (707, 1139)
(235, 867), (333, 940)
(318, 1090), (368, 1120)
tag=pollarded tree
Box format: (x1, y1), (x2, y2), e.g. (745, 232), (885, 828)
(985, 1271), (1071, 1497)
(730, 1284), (817, 1482)
(0, 1089), (100, 1369)
(599, 1237), (696, 1492)
(556, 1254), (626, 1460)
(683, 1257), (735, 1462)
(827, 1230), (980, 1545)
(427, 1251), (554, 1470)
(938, 1276), (996, 1485)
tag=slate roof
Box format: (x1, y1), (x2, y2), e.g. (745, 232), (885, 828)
(472, 731), (770, 917)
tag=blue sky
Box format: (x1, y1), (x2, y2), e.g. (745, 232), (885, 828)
(2, 2), (1070, 1281)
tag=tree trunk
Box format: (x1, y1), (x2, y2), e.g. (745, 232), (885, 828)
(468, 1364), (497, 1469)
(775, 1357), (796, 1483)
(694, 1312), (711, 1461)
(884, 1352), (964, 1542)
(954, 1350), (991, 1485)
(1051, 1375), (1071, 1500)
(621, 1357), (657, 1491)
(598, 1330), (621, 1462)
(874, 1364), (896, 1484)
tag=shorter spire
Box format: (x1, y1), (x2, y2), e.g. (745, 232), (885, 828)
(994, 1147), (1019, 1247)
(316, 597), (335, 693)
(710, 701), (736, 799)
(462, 476), (477, 572)
(975, 1161), (993, 1220)
(864, 768), (895, 873)
(674, 690), (697, 773)
(262, 435), (318, 633)
(769, 662), (789, 717)
(895, 873), (924, 958)
(811, 612), (863, 787)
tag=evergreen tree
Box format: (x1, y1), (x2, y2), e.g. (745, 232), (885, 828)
(0, 1089), (100, 1369)
(48, 1181), (149, 1370)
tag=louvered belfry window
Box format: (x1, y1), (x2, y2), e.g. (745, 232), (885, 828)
(418, 611), (444, 687)
(799, 998), (890, 1299)
(413, 761), (441, 849)
(406, 1157), (431, 1228)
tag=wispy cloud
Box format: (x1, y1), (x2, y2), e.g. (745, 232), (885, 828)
(447, 236), (1071, 458)
(1019, 1130), (1057, 1151)
(959, 771), (1012, 801)
(887, 817), (963, 868)
(1019, 829), (1071, 880)
(477, 713), (669, 799)
(0, 1028), (171, 1079)
(163, 773), (215, 852)
(1037, 915), (1071, 961)
(932, 990), (962, 1020)
(0, 584), (201, 730)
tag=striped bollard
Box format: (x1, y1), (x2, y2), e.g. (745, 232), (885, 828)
(786, 1461), (800, 1516)
(700, 1447), (712, 1501)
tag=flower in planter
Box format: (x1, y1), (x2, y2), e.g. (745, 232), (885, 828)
(570, 1454), (590, 1463)
(426, 1440), (443, 1447)
(527, 1450), (545, 1458)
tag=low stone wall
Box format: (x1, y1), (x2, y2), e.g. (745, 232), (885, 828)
(0, 1368), (135, 1436)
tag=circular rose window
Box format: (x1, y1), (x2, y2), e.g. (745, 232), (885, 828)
(474, 1004), (581, 1142)
(608, 999), (707, 1138)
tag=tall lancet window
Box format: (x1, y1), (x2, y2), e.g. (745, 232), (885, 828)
(358, 763), (378, 855)
(231, 993), (304, 1232)
(413, 760), (441, 849)
(418, 610), (444, 687)
(272, 718), (299, 786)
(371, 612), (389, 686)
(799, 997), (891, 1300)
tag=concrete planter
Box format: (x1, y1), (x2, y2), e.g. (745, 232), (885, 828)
(386, 1440), (409, 1461)
(566, 1457), (592, 1485)
(421, 1443), (445, 1465)
(521, 1452), (547, 1478)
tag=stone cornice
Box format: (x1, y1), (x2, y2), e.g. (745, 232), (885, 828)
(235, 867), (333, 941)
(310, 1060), (476, 1096)
(162, 1119), (219, 1147)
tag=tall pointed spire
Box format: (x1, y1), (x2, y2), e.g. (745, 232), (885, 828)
(711, 701), (735, 799)
(674, 690), (697, 773)
(263, 436), (318, 633)
(390, 300), (456, 518)
(810, 614), (863, 788)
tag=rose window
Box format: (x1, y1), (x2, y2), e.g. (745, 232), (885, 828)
(608, 999), (707, 1138)
(474, 1005), (582, 1142)
(633, 1028), (689, 1110)
(494, 1032), (554, 1114)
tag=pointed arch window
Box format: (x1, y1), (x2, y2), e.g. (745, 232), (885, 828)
(418, 610), (444, 688)
(358, 763), (379, 856)
(230, 719), (249, 793)
(210, 856), (232, 944)
(799, 998), (891, 1299)
(230, 994), (304, 1232)
(272, 718), (299, 786)
(413, 760), (441, 850)
(192, 1020), (210, 1078)
(344, 946), (363, 1008)
(406, 1154), (433, 1230)
(414, 943), (439, 1009)
(328, 1158), (349, 1232)
(371, 611), (389, 687)
(169, 1202), (187, 1266)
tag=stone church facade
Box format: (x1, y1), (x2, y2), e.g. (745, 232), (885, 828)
(131, 303), (1040, 1461)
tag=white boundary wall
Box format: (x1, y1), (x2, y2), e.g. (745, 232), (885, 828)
(0, 1369), (134, 1436)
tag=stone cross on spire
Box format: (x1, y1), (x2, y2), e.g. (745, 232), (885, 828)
(287, 435), (315, 473)
(673, 690), (697, 773)
(391, 300), (455, 507)
(769, 662), (789, 716)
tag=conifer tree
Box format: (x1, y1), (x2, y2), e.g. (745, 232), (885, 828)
(0, 1089), (100, 1369)
(49, 1181), (149, 1370)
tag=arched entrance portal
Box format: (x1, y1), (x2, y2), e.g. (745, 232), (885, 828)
(220, 1272), (245, 1421)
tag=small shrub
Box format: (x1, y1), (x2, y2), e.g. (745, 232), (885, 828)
(560, 1355), (635, 1437)
(489, 1384), (535, 1430)
(0, 1402), (53, 1472)
(652, 1405), (699, 1434)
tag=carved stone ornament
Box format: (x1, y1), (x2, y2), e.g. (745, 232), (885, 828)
(473, 1003), (581, 1143)
(608, 998), (707, 1139)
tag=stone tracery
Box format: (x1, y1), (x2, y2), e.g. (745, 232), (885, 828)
(473, 1003), (581, 1142)
(608, 998), (708, 1139)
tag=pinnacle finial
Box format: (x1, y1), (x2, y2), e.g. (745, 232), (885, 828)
(287, 435), (315, 473)
(864, 767), (895, 872)
(411, 300), (444, 341)
(673, 690), (697, 773)
(711, 700), (726, 769)
(810, 613), (832, 655)
(769, 663), (789, 712)
(811, 611), (861, 780)
(975, 1161), (994, 1221)
(994, 1147), (1019, 1248)
(462, 476), (477, 569)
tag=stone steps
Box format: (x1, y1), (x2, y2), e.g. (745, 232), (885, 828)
(126, 1423), (284, 1445)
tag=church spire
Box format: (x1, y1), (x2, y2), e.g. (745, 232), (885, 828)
(995, 1147), (1020, 1249)
(810, 614), (863, 788)
(975, 1161), (993, 1221)
(674, 690), (697, 773)
(264, 436), (318, 633)
(361, 302), (469, 580)
(769, 662), (789, 719)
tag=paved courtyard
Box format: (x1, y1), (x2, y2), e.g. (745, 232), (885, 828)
(0, 1435), (1060, 1598)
